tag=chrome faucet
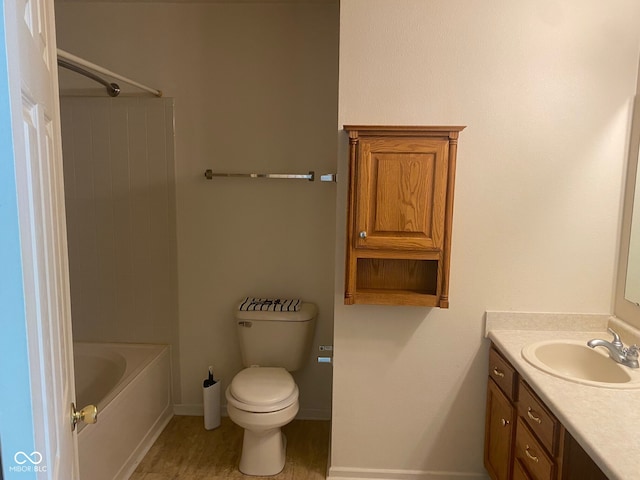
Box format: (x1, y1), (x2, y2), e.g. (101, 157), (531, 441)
(587, 328), (640, 369)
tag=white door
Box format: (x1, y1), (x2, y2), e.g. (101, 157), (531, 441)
(3, 0), (78, 478)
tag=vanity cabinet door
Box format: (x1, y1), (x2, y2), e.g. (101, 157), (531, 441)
(484, 378), (516, 480)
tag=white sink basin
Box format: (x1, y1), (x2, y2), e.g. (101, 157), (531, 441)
(521, 340), (640, 389)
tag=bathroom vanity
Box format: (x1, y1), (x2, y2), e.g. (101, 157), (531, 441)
(485, 344), (606, 480)
(484, 315), (640, 480)
(343, 125), (464, 307)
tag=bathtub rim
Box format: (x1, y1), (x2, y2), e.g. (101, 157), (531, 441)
(73, 341), (170, 433)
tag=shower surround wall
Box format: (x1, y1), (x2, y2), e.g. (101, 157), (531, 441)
(55, 2), (338, 419)
(60, 97), (181, 402)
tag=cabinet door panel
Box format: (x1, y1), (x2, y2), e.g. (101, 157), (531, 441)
(355, 137), (448, 250)
(485, 378), (516, 480)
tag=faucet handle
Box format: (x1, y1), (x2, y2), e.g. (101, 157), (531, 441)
(625, 345), (640, 359)
(607, 328), (624, 348)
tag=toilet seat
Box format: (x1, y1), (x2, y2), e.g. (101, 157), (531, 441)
(227, 367), (298, 413)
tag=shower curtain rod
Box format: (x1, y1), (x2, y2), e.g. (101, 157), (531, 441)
(57, 49), (163, 97)
(57, 58), (121, 97)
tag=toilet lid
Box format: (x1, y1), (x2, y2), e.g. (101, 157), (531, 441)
(230, 367), (296, 406)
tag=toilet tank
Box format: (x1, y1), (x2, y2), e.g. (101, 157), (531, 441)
(235, 302), (317, 371)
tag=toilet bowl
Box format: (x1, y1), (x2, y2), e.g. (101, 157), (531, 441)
(226, 366), (299, 476)
(226, 301), (317, 475)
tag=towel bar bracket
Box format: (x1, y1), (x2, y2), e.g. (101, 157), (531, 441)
(320, 173), (337, 182)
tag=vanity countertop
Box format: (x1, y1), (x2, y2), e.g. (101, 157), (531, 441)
(485, 313), (640, 480)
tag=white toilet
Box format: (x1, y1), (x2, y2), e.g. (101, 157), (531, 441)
(225, 301), (317, 476)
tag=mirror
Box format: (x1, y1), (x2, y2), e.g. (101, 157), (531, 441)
(616, 91), (640, 329)
(625, 146), (640, 305)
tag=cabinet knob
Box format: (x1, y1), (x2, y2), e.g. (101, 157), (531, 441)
(359, 231), (367, 239)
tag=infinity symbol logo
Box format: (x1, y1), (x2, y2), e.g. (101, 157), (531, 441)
(14, 451), (43, 465)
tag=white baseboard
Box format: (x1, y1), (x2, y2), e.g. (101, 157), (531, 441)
(173, 403), (330, 420)
(327, 466), (489, 480)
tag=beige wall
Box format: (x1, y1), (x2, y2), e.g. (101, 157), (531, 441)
(331, 0), (640, 478)
(55, 0), (640, 477)
(55, 1), (339, 418)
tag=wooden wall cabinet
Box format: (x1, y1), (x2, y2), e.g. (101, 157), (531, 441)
(344, 126), (465, 307)
(485, 344), (607, 480)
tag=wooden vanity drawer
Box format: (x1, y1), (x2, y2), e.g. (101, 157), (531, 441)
(514, 418), (555, 480)
(513, 459), (533, 480)
(489, 346), (517, 401)
(518, 381), (560, 455)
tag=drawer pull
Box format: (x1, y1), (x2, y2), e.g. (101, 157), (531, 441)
(492, 367), (505, 378)
(524, 445), (539, 463)
(500, 418), (510, 427)
(527, 407), (542, 424)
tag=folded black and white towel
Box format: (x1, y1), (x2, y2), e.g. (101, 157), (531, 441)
(238, 297), (301, 312)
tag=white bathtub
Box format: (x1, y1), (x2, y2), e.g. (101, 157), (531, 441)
(74, 342), (172, 480)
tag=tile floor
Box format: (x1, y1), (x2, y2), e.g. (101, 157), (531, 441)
(129, 416), (330, 480)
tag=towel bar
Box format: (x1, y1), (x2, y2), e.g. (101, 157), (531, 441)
(204, 169), (336, 182)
